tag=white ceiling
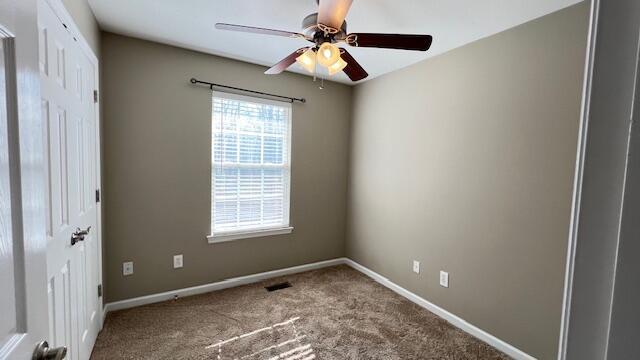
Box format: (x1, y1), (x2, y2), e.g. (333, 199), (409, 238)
(88, 0), (582, 85)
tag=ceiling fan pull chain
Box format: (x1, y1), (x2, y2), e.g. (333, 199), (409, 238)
(313, 54), (318, 82)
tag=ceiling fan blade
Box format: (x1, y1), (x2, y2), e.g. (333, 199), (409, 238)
(318, 0), (353, 30)
(265, 48), (309, 75)
(347, 33), (433, 51)
(340, 49), (368, 81)
(215, 23), (305, 39)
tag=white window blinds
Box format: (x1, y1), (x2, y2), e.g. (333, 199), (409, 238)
(211, 92), (292, 236)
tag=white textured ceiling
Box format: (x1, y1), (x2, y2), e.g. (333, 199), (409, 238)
(88, 0), (583, 85)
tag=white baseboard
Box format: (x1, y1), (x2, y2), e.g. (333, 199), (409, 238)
(103, 258), (346, 314)
(103, 257), (535, 359)
(343, 259), (536, 360)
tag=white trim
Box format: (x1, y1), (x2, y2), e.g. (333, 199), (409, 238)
(102, 257), (535, 359)
(207, 226), (293, 243)
(210, 92), (292, 239)
(103, 258), (344, 313)
(558, 0), (599, 358)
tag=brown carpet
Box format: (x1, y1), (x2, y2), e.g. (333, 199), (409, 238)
(92, 265), (511, 359)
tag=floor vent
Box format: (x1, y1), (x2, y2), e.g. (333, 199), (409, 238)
(265, 282), (292, 292)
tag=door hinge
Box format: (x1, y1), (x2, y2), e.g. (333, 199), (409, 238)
(93, 90), (98, 103)
(96, 189), (100, 203)
(97, 284), (102, 297)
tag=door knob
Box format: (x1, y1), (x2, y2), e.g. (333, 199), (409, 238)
(32, 341), (66, 360)
(76, 226), (91, 236)
(71, 226), (91, 246)
(71, 231), (85, 246)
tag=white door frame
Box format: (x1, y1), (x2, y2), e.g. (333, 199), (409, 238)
(45, 0), (103, 326)
(558, 0), (640, 358)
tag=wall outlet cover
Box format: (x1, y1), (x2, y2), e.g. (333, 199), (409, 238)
(440, 271), (449, 288)
(123, 261), (134, 276)
(413, 260), (420, 274)
(173, 254), (183, 269)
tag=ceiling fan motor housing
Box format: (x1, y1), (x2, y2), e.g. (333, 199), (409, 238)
(302, 13), (347, 44)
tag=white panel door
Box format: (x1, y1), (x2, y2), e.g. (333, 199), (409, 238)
(0, 0), (52, 358)
(38, 0), (101, 359)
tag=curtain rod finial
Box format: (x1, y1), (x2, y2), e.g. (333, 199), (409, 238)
(190, 78), (197, 84)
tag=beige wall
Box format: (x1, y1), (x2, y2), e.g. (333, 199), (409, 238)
(101, 3), (588, 357)
(101, 33), (352, 302)
(62, 0), (100, 55)
(346, 3), (588, 359)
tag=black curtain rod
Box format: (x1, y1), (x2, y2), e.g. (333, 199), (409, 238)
(189, 78), (306, 104)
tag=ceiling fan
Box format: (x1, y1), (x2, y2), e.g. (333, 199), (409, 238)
(215, 0), (433, 82)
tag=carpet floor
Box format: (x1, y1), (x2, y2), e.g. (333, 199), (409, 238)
(92, 265), (511, 359)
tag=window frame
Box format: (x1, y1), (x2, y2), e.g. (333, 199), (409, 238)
(207, 91), (293, 244)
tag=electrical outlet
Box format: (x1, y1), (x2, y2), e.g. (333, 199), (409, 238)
(413, 260), (420, 274)
(173, 254), (183, 269)
(123, 261), (133, 276)
(440, 271), (449, 288)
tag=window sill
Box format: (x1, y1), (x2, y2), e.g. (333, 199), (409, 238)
(207, 227), (294, 244)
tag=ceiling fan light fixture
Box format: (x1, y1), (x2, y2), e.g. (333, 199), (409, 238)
(317, 42), (340, 67)
(222, 0), (432, 83)
(296, 48), (317, 73)
(327, 57), (348, 75)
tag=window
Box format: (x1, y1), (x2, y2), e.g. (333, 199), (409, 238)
(208, 92), (292, 243)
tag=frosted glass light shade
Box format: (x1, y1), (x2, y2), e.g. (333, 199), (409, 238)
(317, 42), (340, 67)
(327, 57), (348, 75)
(296, 48), (317, 73)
